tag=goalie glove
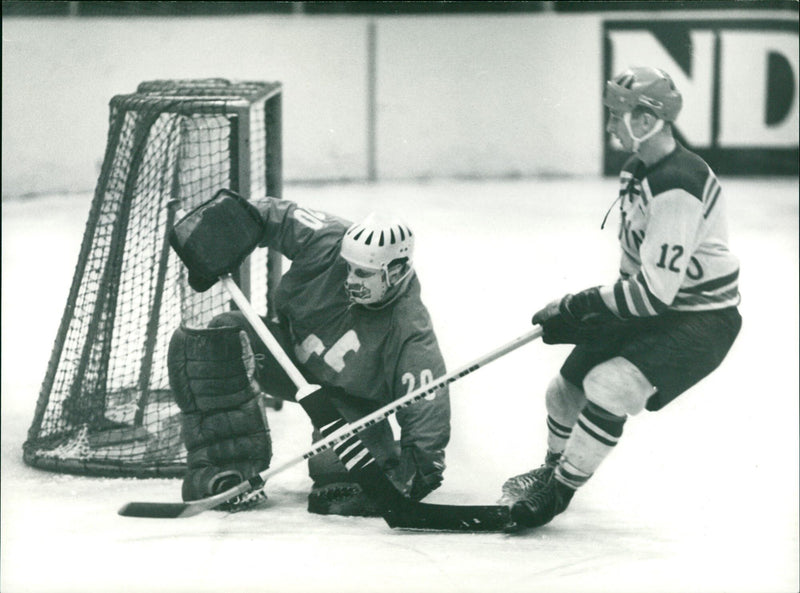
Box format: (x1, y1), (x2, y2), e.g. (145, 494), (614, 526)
(169, 189), (264, 292)
(532, 287), (622, 344)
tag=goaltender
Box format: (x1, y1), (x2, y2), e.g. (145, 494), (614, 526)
(167, 193), (450, 517)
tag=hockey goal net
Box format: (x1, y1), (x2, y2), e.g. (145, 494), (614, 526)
(23, 79), (283, 477)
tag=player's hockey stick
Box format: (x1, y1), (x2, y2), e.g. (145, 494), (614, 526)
(205, 278), (531, 531)
(119, 276), (541, 528)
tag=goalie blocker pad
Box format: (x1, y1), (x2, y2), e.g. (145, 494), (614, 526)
(169, 189), (264, 292)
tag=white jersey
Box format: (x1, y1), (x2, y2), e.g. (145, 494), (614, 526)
(599, 142), (741, 318)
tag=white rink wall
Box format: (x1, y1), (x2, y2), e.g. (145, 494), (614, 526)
(2, 10), (797, 197)
(1, 14), (599, 196)
(2, 16), (372, 195)
(373, 15), (600, 179)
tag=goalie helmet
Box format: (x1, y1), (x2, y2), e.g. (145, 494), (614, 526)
(603, 67), (682, 122)
(341, 212), (414, 270)
(340, 213), (414, 306)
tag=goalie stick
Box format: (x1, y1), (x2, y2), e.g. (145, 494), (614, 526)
(119, 275), (542, 529)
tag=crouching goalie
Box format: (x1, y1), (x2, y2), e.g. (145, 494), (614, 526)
(168, 190), (451, 516)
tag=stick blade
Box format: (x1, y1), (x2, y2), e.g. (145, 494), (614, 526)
(384, 503), (514, 532)
(118, 501), (201, 519)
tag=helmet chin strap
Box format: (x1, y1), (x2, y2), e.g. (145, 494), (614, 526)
(366, 269), (414, 309)
(384, 263), (413, 289)
(623, 112), (664, 153)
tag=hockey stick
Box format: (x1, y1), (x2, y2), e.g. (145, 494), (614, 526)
(119, 277), (541, 527)
(202, 277), (528, 531)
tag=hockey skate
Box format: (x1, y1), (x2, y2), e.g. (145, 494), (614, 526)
(208, 472), (269, 512)
(498, 450), (562, 505)
(508, 474), (575, 530)
(307, 482), (383, 517)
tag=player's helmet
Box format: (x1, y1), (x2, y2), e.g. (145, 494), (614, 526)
(604, 67), (682, 122)
(340, 212), (414, 271)
(340, 213), (415, 306)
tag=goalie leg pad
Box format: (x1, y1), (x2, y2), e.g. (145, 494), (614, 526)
(168, 325), (272, 503)
(208, 311), (299, 402)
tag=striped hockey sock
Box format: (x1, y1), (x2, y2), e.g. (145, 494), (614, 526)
(556, 401), (626, 489)
(546, 415), (573, 456)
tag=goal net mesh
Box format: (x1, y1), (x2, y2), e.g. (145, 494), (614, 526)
(23, 79), (282, 477)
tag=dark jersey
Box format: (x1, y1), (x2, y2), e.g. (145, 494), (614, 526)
(600, 142), (741, 318)
(250, 196), (450, 487)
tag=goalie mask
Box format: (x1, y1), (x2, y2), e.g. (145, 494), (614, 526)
(340, 213), (414, 306)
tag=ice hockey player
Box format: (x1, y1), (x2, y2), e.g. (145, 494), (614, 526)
(500, 66), (742, 529)
(168, 198), (450, 516)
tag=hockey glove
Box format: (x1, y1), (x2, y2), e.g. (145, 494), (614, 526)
(169, 189), (264, 293)
(389, 446), (445, 502)
(532, 287), (620, 344)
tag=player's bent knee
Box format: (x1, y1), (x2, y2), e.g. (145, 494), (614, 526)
(583, 357), (656, 417)
(546, 374), (586, 422)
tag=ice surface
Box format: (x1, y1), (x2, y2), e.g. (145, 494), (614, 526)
(2, 178), (798, 593)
